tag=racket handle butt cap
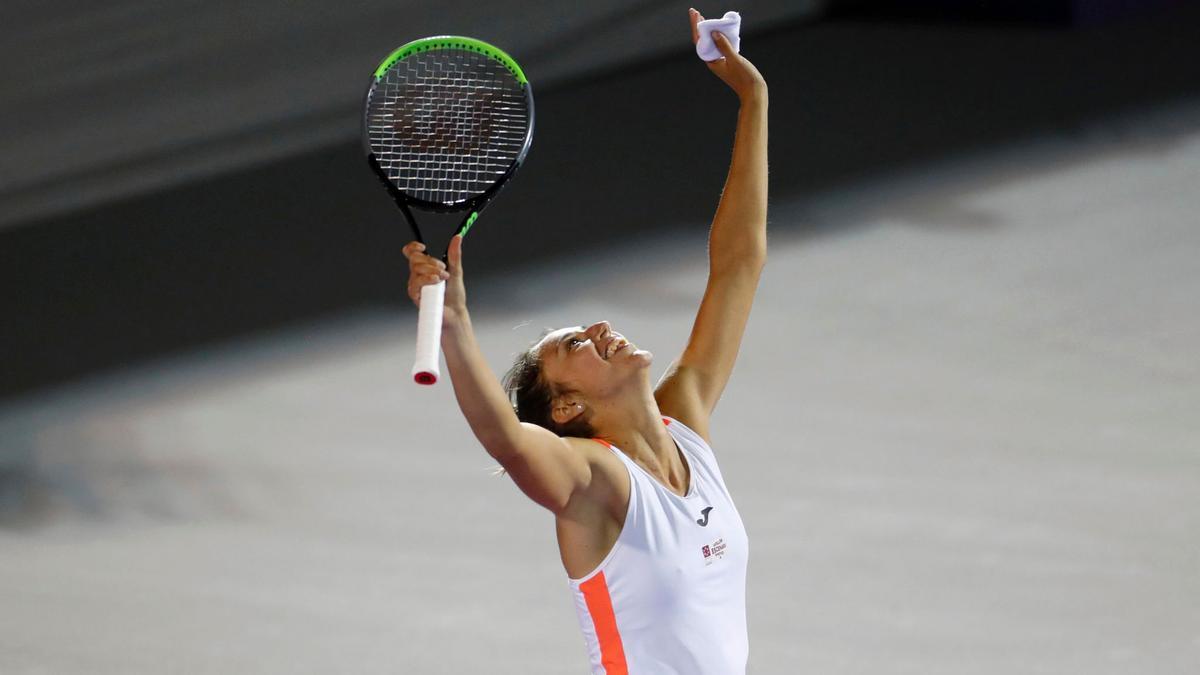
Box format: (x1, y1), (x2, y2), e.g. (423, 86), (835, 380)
(414, 371), (438, 385)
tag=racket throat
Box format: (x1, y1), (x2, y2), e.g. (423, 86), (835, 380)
(458, 211), (480, 237)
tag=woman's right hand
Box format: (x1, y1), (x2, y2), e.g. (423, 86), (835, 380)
(402, 235), (467, 324)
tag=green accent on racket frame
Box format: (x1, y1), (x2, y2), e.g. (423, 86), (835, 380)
(373, 36), (528, 84)
(460, 211), (480, 237)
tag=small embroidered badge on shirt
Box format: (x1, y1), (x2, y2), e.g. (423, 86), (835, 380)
(701, 538), (727, 565)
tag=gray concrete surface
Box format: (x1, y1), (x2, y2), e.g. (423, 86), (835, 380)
(2, 107), (1199, 673)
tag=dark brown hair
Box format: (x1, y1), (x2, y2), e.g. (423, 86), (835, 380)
(502, 332), (596, 439)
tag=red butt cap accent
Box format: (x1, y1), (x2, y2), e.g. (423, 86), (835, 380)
(414, 372), (438, 385)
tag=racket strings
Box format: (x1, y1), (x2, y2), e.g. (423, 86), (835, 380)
(367, 50), (530, 205)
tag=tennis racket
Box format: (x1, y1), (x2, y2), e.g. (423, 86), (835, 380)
(363, 36), (535, 385)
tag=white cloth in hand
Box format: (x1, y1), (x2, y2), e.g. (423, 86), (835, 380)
(695, 11), (741, 62)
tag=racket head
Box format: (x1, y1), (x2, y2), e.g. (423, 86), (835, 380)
(362, 36), (535, 214)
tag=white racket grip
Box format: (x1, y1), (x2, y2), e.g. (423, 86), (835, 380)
(412, 280), (445, 385)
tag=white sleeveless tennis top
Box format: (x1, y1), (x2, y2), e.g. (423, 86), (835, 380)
(568, 416), (749, 675)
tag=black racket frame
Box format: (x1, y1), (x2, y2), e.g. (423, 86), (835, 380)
(362, 70), (535, 254)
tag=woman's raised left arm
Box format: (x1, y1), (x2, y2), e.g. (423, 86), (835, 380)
(655, 9), (768, 441)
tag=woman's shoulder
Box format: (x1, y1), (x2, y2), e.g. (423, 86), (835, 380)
(559, 436), (631, 522)
(560, 436), (632, 481)
(662, 415), (714, 450)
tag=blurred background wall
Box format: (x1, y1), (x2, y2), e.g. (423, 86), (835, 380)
(4, 0), (1198, 401)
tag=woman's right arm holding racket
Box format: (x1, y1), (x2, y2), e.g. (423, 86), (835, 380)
(402, 236), (593, 513)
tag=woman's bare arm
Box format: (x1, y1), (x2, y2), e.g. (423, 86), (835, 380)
(655, 10), (769, 441)
(404, 237), (593, 513)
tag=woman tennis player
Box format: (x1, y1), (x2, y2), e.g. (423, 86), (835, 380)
(403, 10), (766, 674)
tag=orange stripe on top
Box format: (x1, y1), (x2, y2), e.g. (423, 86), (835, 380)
(579, 571), (628, 674)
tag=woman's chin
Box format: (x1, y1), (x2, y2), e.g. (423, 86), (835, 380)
(630, 348), (653, 367)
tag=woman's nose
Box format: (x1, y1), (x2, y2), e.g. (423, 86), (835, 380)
(585, 321), (611, 337)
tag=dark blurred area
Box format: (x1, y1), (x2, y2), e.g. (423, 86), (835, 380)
(832, 0), (1182, 24)
(3, 0), (1199, 402)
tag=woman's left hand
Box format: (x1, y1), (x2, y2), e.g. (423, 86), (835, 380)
(690, 8), (767, 103)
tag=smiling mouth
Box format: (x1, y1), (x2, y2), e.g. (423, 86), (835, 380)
(603, 339), (630, 360)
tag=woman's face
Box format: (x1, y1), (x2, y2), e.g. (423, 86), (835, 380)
(537, 321), (652, 399)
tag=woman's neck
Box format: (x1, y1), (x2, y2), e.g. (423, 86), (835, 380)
(590, 385), (676, 465)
